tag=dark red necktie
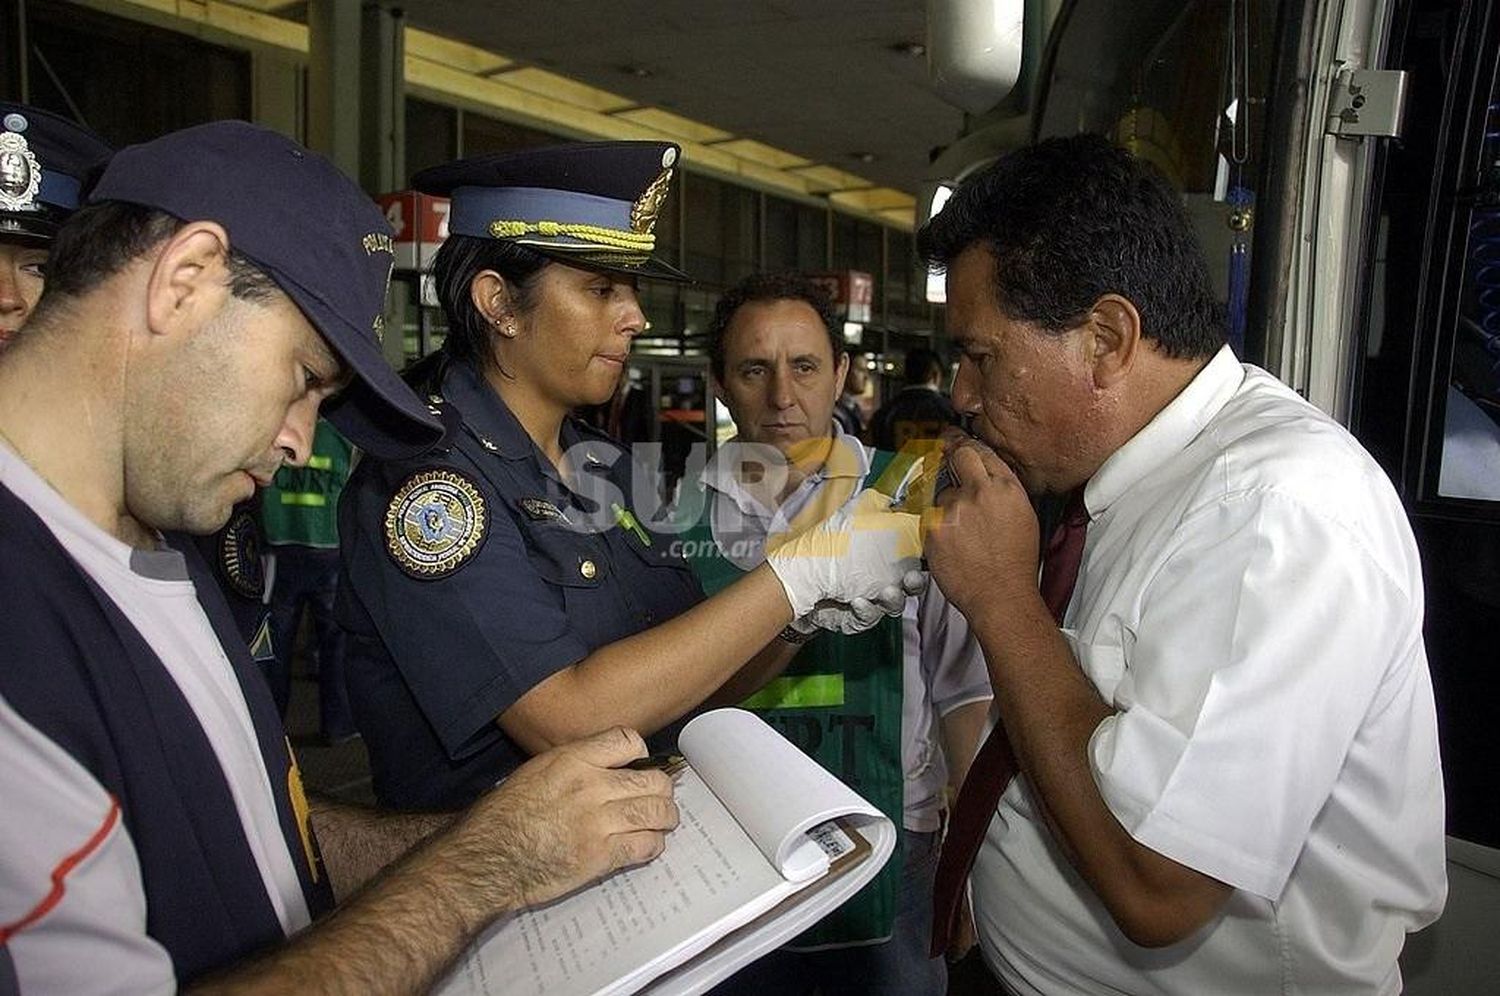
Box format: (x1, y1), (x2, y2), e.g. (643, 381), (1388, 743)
(929, 489), (1089, 957)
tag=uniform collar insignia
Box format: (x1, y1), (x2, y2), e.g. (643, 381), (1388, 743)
(248, 615), (276, 663)
(445, 361), (532, 459)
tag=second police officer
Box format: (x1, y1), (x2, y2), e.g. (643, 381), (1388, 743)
(338, 141), (925, 809)
(0, 102), (111, 345)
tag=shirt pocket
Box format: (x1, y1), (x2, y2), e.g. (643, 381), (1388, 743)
(516, 517), (609, 590)
(614, 525), (704, 619)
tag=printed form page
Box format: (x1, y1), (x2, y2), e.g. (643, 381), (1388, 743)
(434, 765), (795, 996)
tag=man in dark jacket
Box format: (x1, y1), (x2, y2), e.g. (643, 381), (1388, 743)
(0, 121), (675, 993)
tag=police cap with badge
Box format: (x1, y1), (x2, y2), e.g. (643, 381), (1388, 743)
(382, 141), (692, 580)
(412, 140), (691, 283)
(0, 102), (112, 244)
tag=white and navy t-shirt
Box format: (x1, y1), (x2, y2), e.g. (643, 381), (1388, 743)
(0, 445), (310, 992)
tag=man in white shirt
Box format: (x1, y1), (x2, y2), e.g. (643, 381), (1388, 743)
(915, 134), (1446, 994)
(0, 121), (677, 993)
(687, 273), (991, 996)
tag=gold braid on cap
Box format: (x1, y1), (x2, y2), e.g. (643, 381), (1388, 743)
(486, 219), (656, 252)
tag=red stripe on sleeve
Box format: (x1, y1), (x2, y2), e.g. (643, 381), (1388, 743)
(0, 796), (123, 943)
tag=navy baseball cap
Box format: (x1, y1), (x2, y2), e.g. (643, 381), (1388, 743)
(413, 141), (691, 283)
(0, 103), (112, 245)
(88, 120), (441, 459)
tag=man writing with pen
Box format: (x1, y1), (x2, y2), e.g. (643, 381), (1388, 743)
(0, 124), (925, 994)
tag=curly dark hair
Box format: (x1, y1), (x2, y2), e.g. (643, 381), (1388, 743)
(916, 134), (1224, 359)
(707, 271), (841, 381)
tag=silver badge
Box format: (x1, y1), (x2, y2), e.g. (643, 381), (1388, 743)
(0, 127), (41, 213)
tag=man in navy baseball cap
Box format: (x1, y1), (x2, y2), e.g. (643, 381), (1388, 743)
(0, 119), (677, 991)
(0, 102), (112, 344)
(85, 119), (442, 461)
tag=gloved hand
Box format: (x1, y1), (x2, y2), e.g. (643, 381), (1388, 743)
(791, 568), (928, 635)
(767, 488), (924, 619)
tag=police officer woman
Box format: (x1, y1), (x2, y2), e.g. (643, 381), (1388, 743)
(0, 103), (111, 345)
(338, 142), (922, 810)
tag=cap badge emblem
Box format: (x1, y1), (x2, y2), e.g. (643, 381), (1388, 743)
(0, 127), (42, 213)
(630, 166), (674, 236)
(385, 468), (488, 579)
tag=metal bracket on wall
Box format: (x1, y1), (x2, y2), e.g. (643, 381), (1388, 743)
(1326, 68), (1410, 139)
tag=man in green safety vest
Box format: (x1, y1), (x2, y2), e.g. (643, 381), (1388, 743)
(684, 273), (992, 996)
(260, 417), (355, 741)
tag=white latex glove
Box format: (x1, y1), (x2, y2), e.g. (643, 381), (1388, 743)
(791, 568), (929, 636)
(767, 488), (924, 618)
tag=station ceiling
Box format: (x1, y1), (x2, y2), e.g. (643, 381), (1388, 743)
(87, 0), (961, 226)
(401, 0), (963, 199)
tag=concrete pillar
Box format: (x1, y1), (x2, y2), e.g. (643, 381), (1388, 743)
(306, 0), (362, 181)
(360, 1), (405, 193)
(250, 52), (304, 143)
(308, 0), (410, 367)
(359, 2), (408, 368)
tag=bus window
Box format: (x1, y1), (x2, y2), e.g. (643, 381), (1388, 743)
(1034, 0), (1279, 354)
(1435, 99), (1500, 501)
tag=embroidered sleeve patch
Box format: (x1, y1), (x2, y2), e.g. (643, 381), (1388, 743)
(217, 508), (265, 600)
(384, 469), (488, 579)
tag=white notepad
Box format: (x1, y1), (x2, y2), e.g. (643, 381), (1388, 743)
(433, 708), (897, 996)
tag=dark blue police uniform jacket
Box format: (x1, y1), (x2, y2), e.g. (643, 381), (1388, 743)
(337, 358), (704, 810)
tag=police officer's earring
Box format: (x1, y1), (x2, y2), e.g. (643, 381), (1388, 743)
(494, 316), (518, 338)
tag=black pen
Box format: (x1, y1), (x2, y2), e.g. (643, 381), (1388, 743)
(624, 753), (686, 775)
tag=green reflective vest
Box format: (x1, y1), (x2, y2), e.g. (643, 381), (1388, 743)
(260, 420), (353, 549)
(682, 450), (905, 947)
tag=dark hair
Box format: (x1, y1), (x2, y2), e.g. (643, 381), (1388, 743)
(429, 233), (551, 366)
(916, 134), (1224, 359)
(707, 271), (841, 381)
(38, 201), (279, 306)
(903, 347), (943, 385)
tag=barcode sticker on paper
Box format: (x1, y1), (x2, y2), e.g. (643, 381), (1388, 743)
(806, 820), (854, 860)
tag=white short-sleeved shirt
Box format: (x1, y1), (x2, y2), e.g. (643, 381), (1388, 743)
(698, 428), (993, 832)
(0, 446), (310, 990)
(971, 347), (1447, 995)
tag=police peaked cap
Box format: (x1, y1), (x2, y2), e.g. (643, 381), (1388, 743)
(0, 103), (113, 245)
(413, 141), (691, 283)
